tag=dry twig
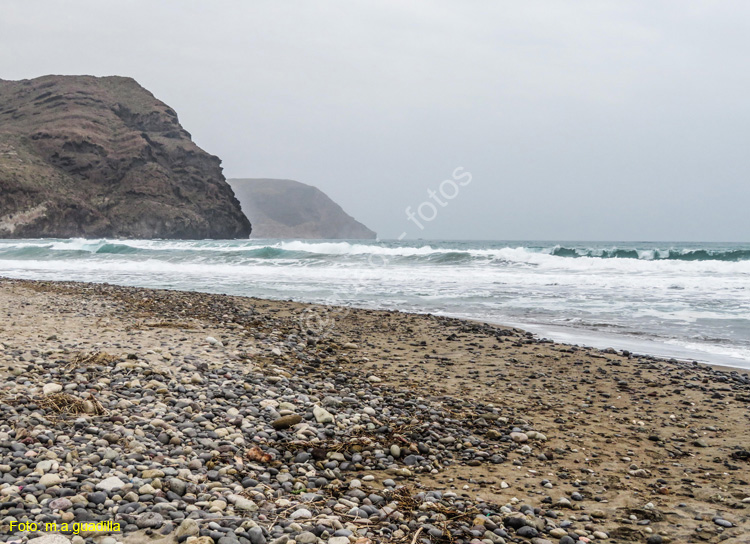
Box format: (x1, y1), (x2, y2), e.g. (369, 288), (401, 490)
(35, 392), (108, 419)
(67, 351), (118, 369)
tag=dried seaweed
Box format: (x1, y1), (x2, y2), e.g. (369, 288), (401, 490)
(67, 350), (118, 369)
(387, 485), (482, 544)
(35, 392), (107, 418)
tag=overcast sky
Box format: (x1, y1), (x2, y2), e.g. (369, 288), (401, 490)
(2, 1), (749, 241)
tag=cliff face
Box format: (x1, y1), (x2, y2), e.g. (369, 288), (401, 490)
(0, 75), (251, 239)
(228, 178), (376, 239)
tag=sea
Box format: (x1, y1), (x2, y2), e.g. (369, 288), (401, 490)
(1, 238), (748, 369)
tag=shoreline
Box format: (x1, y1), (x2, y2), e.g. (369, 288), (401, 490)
(1, 276), (749, 543)
(476, 319), (750, 375)
(1, 237), (748, 371)
(2, 272), (747, 373)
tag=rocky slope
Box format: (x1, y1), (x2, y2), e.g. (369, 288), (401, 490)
(0, 75), (251, 239)
(228, 178), (376, 239)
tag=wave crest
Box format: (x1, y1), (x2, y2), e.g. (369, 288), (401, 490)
(549, 246), (750, 261)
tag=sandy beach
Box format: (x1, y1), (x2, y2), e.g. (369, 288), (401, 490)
(0, 277), (749, 544)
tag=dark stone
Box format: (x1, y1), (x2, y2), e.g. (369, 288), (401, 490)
(248, 526), (266, 544)
(87, 492), (107, 505)
(516, 526), (538, 538)
(505, 517), (527, 530)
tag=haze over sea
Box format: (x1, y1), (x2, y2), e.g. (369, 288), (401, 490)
(1, 238), (748, 368)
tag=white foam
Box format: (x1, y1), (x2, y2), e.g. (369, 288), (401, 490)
(1, 239), (748, 368)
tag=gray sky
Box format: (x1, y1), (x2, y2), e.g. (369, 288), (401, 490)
(2, 1), (749, 241)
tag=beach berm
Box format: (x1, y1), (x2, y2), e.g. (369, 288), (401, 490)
(0, 277), (748, 543)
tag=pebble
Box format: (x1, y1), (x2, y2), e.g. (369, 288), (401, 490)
(313, 405), (335, 424)
(39, 473), (62, 486)
(1, 281), (740, 544)
(289, 508), (313, 520)
(296, 532), (317, 544)
(49, 497), (73, 510)
(232, 495), (258, 511)
(43, 383), (63, 395)
(176, 519), (200, 538)
(96, 476), (126, 491)
(272, 414), (303, 429)
(248, 526), (266, 544)
(136, 511), (164, 528)
(29, 536), (71, 544)
(88, 491), (107, 504)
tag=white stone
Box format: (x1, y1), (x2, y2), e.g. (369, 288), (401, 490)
(289, 508), (313, 520)
(260, 399), (279, 409)
(176, 518), (199, 538)
(96, 476), (126, 491)
(43, 383), (63, 395)
(29, 536), (71, 544)
(235, 496), (258, 511)
(228, 493), (258, 511)
(313, 405), (334, 424)
(39, 473), (63, 486)
(35, 460), (54, 473)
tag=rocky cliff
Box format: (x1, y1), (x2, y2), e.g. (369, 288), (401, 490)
(0, 75), (251, 239)
(228, 178), (376, 239)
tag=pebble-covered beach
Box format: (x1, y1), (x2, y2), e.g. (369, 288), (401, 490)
(0, 278), (748, 544)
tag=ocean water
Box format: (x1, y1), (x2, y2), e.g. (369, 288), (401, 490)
(0, 238), (748, 369)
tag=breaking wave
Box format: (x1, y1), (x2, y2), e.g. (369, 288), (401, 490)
(549, 246), (750, 261)
(1, 238), (748, 367)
